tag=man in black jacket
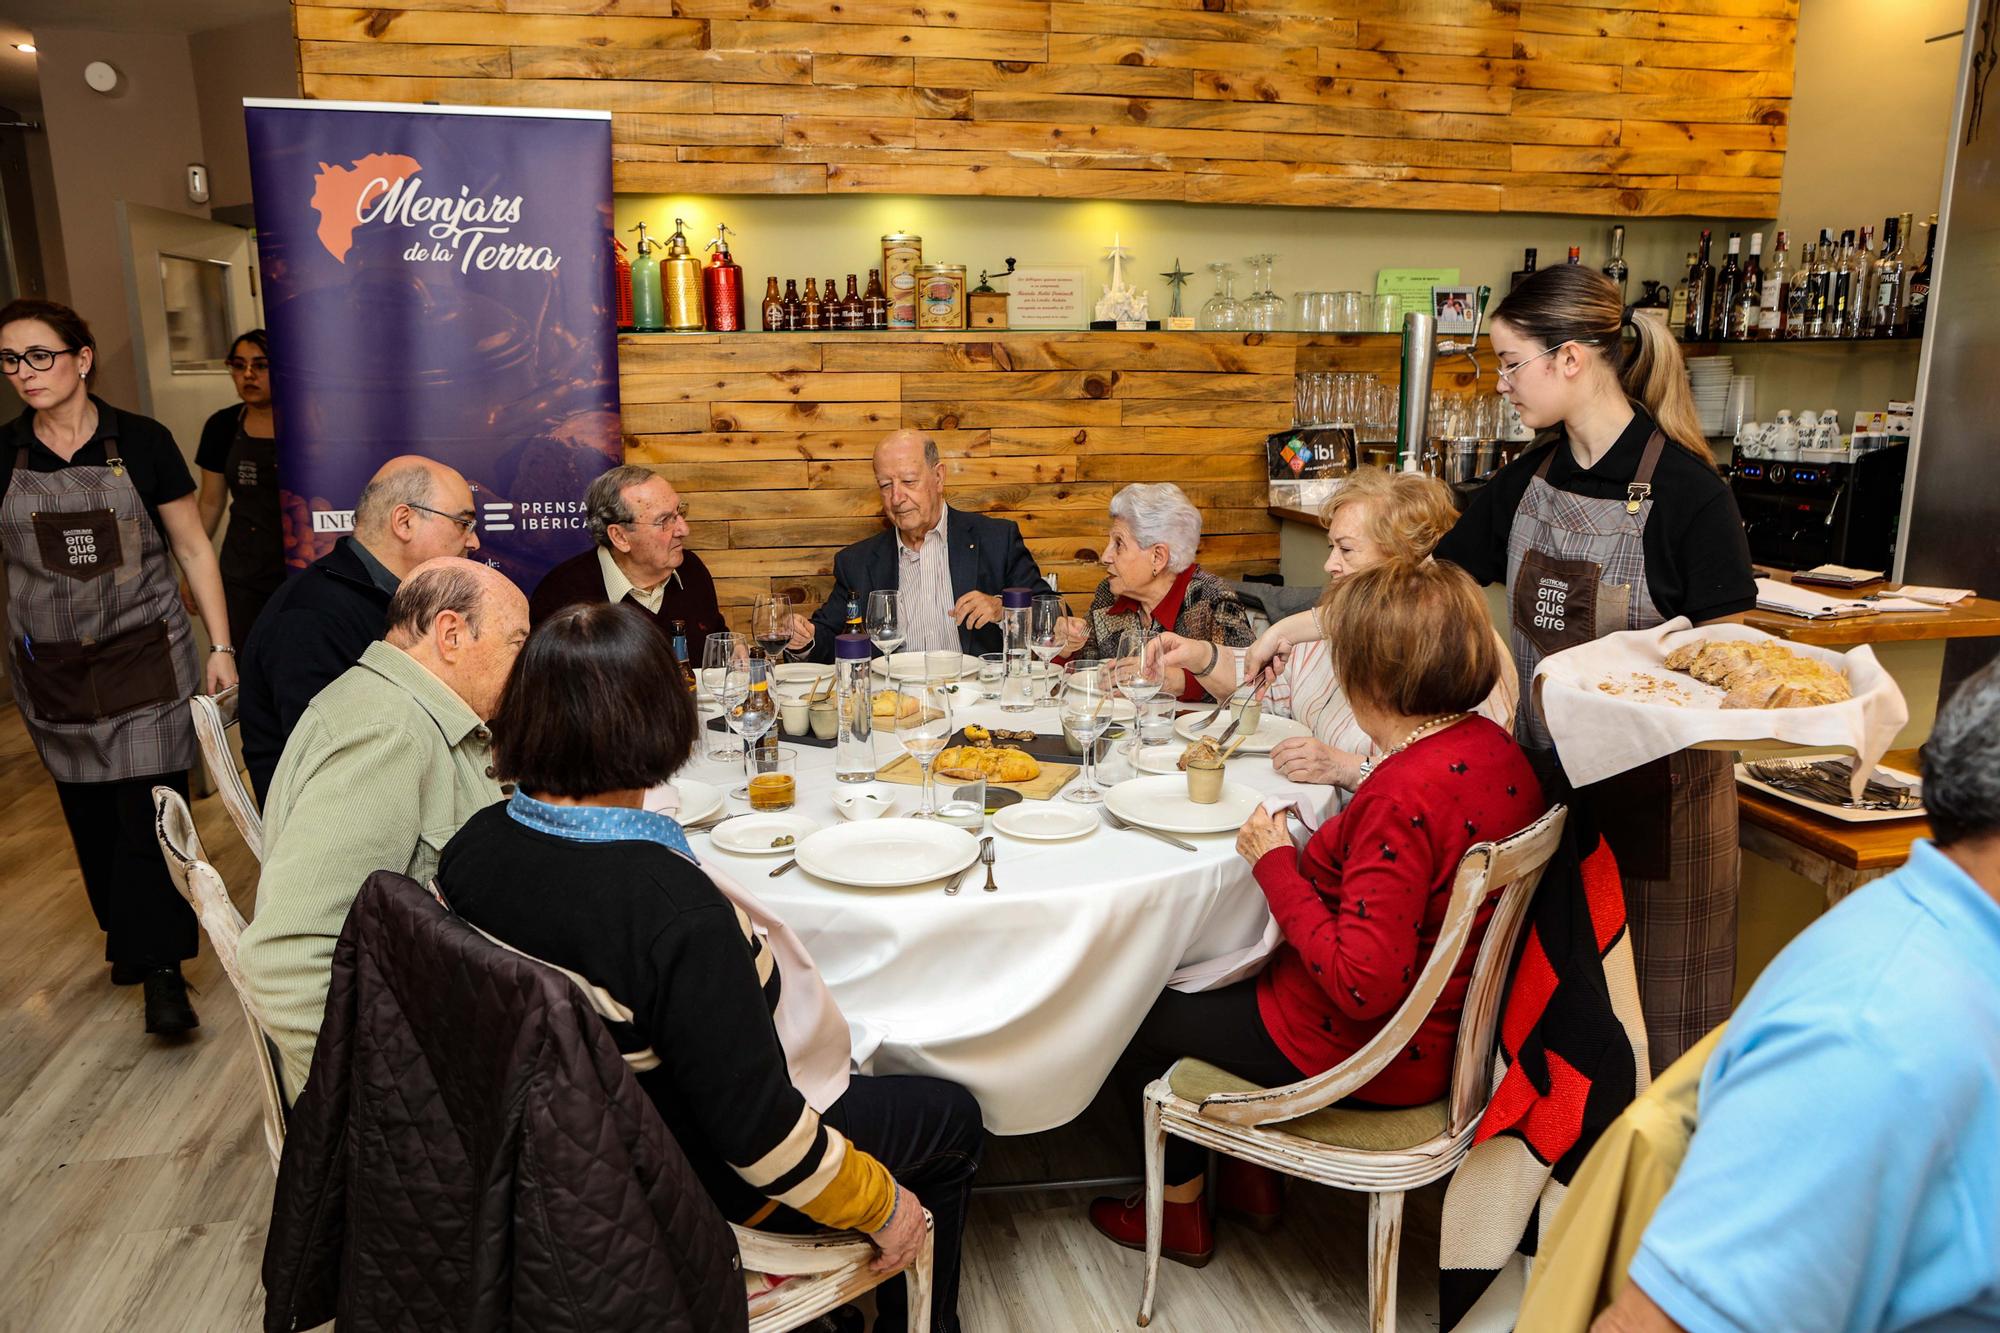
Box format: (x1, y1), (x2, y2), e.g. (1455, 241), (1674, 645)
(237, 456), (479, 801)
(799, 430), (1044, 662)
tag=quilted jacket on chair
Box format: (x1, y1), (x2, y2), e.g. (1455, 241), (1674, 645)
(260, 871), (748, 1333)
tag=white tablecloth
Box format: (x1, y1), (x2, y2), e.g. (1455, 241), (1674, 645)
(680, 700), (1331, 1135)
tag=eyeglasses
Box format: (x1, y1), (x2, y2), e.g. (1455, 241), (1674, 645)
(1496, 338), (1603, 385)
(618, 505), (690, 531)
(408, 503), (478, 534)
(226, 357), (270, 373)
(0, 347), (76, 375)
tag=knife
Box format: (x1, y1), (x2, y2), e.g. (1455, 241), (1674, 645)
(769, 858), (798, 878)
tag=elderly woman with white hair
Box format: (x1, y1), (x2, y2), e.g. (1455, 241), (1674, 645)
(1056, 482), (1252, 702)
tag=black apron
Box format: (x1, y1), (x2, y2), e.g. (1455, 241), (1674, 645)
(217, 407), (283, 637)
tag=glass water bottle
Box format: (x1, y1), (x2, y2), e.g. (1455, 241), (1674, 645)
(834, 632), (876, 783)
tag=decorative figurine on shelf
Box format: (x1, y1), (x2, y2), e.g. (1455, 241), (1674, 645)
(1161, 258), (1195, 331)
(1091, 232), (1156, 330)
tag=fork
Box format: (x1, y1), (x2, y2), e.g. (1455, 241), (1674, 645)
(1102, 807), (1198, 852)
(979, 836), (998, 892)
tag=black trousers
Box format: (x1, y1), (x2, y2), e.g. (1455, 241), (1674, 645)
(52, 769), (198, 968)
(1110, 979), (1307, 1186)
(764, 1073), (984, 1333)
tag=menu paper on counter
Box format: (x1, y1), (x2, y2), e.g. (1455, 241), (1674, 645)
(1376, 267), (1460, 323)
(1007, 266), (1088, 329)
(245, 98), (620, 591)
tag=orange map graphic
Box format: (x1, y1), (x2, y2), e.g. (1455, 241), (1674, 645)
(310, 153), (421, 262)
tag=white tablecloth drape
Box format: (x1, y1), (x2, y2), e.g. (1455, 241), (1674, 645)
(679, 700), (1332, 1135)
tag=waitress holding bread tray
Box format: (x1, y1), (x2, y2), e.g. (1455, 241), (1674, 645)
(1435, 267), (1756, 1074)
(0, 299), (237, 1038)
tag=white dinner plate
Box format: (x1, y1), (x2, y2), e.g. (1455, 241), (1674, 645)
(794, 820), (980, 889)
(1133, 746), (1186, 776)
(648, 777), (723, 826)
(871, 651), (982, 682)
(1173, 711), (1312, 754)
(1104, 773), (1264, 835)
(708, 812), (820, 855)
(992, 802), (1099, 842)
(773, 663), (833, 690)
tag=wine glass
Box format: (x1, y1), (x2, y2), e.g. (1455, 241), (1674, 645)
(895, 681), (953, 819)
(703, 632), (749, 763)
(725, 651), (777, 796)
(866, 589), (905, 675)
(1029, 593), (1066, 704)
(752, 593), (795, 665)
(1245, 254), (1285, 332)
(1060, 660), (1116, 805)
(1115, 625), (1163, 759)
(1199, 263), (1243, 331)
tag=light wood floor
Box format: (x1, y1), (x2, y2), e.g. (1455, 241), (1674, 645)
(0, 702), (1442, 1332)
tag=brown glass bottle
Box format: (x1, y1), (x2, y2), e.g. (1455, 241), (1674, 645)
(760, 276), (783, 331)
(814, 276), (834, 329)
(864, 268), (888, 329)
(841, 274), (864, 328)
(780, 279), (801, 331)
(802, 276), (822, 331)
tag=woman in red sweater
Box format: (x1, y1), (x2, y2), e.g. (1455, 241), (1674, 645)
(1092, 559), (1547, 1265)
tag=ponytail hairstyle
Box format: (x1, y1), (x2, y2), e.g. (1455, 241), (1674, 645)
(1489, 265), (1712, 465)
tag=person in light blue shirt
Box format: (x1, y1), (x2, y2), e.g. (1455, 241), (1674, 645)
(1596, 656), (2000, 1333)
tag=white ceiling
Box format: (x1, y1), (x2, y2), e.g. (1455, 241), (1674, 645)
(0, 0), (287, 116)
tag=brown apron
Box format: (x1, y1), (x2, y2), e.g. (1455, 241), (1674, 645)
(1503, 429), (1738, 1074)
(3, 438), (198, 782)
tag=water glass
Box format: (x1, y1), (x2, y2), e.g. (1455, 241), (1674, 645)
(1138, 697), (1176, 747)
(745, 747), (796, 812)
(1372, 293), (1400, 333)
(936, 773), (986, 831)
(978, 652), (1005, 700)
(1331, 291), (1364, 333)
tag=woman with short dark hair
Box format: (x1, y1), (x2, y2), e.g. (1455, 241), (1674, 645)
(195, 329), (283, 640)
(437, 603), (983, 1333)
(1090, 560), (1547, 1266)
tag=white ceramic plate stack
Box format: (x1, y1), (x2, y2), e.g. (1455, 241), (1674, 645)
(1686, 355), (1733, 437)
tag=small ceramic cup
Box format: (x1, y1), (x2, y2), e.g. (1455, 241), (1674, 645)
(1186, 759), (1225, 804)
(809, 700), (838, 740)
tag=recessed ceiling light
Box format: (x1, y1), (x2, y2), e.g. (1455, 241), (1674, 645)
(13, 44), (33, 54)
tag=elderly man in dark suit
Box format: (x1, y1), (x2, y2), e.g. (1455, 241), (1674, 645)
(795, 430), (1044, 662)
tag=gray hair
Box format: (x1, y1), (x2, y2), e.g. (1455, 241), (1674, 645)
(1923, 656), (2000, 846)
(386, 563), (486, 640)
(353, 462), (436, 536)
(1109, 482), (1202, 573)
(585, 465), (661, 548)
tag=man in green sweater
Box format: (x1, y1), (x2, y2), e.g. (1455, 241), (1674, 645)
(241, 556), (529, 1100)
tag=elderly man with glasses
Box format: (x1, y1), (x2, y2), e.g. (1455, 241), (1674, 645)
(238, 454), (481, 802)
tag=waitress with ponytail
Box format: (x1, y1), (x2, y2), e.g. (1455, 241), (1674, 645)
(1435, 267), (1755, 1074)
(1, 299), (236, 1037)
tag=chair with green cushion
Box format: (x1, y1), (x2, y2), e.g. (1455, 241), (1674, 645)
(1134, 804), (1569, 1333)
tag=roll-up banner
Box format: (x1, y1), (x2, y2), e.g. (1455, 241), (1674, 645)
(244, 99), (619, 590)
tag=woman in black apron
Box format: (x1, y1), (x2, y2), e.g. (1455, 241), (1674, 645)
(1, 299), (238, 1036)
(195, 329), (281, 641)
(1435, 267), (1757, 1074)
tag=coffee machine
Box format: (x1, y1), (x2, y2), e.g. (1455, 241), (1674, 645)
(1727, 443), (1910, 571)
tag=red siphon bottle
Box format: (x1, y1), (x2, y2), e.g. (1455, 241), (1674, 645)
(701, 222), (743, 332)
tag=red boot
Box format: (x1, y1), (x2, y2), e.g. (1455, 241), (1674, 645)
(1088, 1191), (1214, 1268)
(1215, 1158), (1284, 1234)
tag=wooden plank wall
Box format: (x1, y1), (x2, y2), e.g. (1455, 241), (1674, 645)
(294, 0), (1796, 218)
(618, 330), (1470, 631)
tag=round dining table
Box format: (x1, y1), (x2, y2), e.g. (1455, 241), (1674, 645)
(676, 694), (1333, 1135)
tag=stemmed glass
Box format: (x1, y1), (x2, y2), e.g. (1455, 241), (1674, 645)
(895, 681), (953, 819)
(724, 650), (777, 798)
(1244, 254), (1286, 332)
(866, 589), (905, 676)
(752, 594), (795, 665)
(1115, 625), (1163, 759)
(1060, 660), (1115, 805)
(703, 632), (749, 763)
(1029, 593), (1066, 704)
(1199, 263), (1243, 331)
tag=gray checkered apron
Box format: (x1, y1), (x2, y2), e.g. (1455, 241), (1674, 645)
(3, 439), (198, 782)
(1504, 430), (1738, 1074)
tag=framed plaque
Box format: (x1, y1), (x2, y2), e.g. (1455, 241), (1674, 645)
(1007, 265), (1087, 330)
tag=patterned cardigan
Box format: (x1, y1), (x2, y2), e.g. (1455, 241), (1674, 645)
(1078, 565), (1255, 700)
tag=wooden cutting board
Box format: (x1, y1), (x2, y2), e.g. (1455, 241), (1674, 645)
(875, 748), (1079, 801)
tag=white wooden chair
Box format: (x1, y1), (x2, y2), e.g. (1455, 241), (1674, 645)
(151, 784), (289, 1174)
(190, 686), (263, 862)
(1136, 804), (1570, 1333)
(740, 1213), (934, 1333)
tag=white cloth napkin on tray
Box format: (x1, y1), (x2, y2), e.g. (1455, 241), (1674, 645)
(1534, 618), (1908, 798)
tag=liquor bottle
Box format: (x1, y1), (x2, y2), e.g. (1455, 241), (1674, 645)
(1829, 230), (1854, 338)
(1786, 242), (1812, 339)
(1566, 246), (1582, 265)
(864, 268), (888, 329)
(1846, 226), (1874, 338)
(669, 620), (697, 693)
(781, 278), (802, 331)
(1711, 233), (1742, 340)
(1729, 232), (1762, 341)
(802, 276), (822, 331)
(1803, 234), (1831, 339)
(1669, 252), (1694, 330)
(842, 274), (865, 329)
(1871, 215), (1903, 338)
(1758, 230), (1788, 339)
(1510, 247), (1538, 292)
(844, 596), (863, 636)
(1685, 229), (1715, 341)
(1907, 213), (1937, 336)
(761, 276), (783, 331)
(1602, 225), (1629, 303)
(820, 275), (840, 330)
